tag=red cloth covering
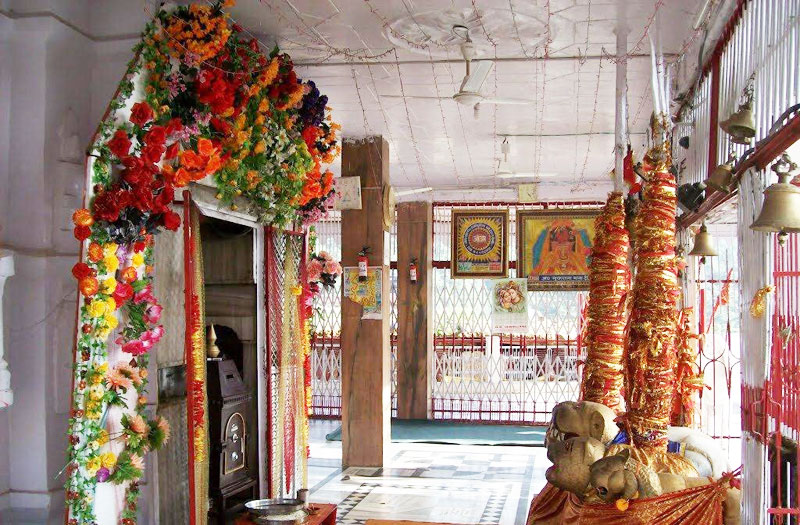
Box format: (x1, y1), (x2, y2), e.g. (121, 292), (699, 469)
(527, 482), (726, 524)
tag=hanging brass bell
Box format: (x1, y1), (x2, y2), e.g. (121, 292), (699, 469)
(720, 101), (756, 144)
(750, 168), (800, 243)
(705, 153), (737, 194)
(689, 223), (718, 257)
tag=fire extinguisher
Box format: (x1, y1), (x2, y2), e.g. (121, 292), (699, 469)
(358, 247), (369, 282)
(409, 257), (418, 283)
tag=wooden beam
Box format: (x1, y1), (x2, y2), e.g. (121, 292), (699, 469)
(340, 137), (391, 468)
(396, 202), (432, 420)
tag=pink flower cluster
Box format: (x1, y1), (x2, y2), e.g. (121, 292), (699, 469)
(118, 284), (165, 356)
(307, 251), (341, 288)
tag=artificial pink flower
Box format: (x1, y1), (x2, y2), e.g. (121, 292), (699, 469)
(144, 304), (163, 324)
(324, 260), (342, 275)
(134, 284), (156, 305)
(121, 339), (147, 356)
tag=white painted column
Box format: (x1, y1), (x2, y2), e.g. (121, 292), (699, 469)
(0, 251), (14, 408)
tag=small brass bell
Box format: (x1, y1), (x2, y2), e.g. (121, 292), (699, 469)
(689, 222), (718, 258)
(705, 153), (737, 194)
(751, 154), (800, 245)
(720, 101), (756, 145)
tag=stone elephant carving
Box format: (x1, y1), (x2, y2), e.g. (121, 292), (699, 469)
(546, 400), (728, 478)
(589, 448), (742, 525)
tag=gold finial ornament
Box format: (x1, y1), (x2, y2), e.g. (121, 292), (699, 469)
(207, 324), (220, 358)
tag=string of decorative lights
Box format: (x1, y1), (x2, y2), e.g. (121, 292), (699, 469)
(256, 0), (396, 61)
(604, 0), (666, 64)
(362, 0), (445, 51)
(543, 0), (553, 57)
(469, 0), (498, 47)
(508, 0), (534, 59)
(392, 48), (430, 187)
(443, 61), (477, 178)
(427, 48), (463, 187)
(362, 63), (412, 185)
(575, 60), (605, 190)
(532, 51), (548, 179)
(492, 45), (499, 185)
(350, 66), (372, 137)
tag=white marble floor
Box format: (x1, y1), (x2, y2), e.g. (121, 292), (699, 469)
(307, 419), (549, 525)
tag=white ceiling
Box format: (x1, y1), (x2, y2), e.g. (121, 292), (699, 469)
(229, 0), (709, 200)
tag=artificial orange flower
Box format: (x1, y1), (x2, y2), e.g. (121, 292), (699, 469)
(180, 150), (204, 170)
(121, 267), (138, 283)
(72, 209), (94, 227)
(80, 277), (99, 297)
(197, 138), (215, 156)
(88, 243), (104, 263)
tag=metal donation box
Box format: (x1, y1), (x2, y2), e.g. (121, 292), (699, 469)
(207, 358), (257, 523)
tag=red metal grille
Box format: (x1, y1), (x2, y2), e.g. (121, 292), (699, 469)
(769, 233), (800, 521)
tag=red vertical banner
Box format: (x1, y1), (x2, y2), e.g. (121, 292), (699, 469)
(182, 192), (209, 525)
(182, 194), (197, 525)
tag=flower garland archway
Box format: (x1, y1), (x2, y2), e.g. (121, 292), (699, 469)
(64, 2), (338, 523)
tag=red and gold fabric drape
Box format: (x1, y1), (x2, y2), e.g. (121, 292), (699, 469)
(581, 192), (630, 411)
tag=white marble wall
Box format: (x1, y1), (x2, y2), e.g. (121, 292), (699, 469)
(0, 1), (154, 520)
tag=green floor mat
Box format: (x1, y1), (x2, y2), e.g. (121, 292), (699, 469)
(324, 419), (546, 446)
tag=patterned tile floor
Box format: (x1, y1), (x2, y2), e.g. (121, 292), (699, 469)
(307, 420), (548, 525)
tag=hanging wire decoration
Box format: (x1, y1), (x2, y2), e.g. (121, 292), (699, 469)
(350, 66), (372, 137)
(392, 48), (430, 187)
(363, 63), (412, 184)
(508, 0), (535, 58)
(427, 48), (463, 187)
(444, 61), (477, 178)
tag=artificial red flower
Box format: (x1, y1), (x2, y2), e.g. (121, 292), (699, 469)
(129, 102), (154, 127)
(161, 211), (181, 231)
(210, 117), (230, 134)
(164, 142), (180, 160)
(144, 125), (166, 147)
(141, 143), (165, 164)
(92, 190), (124, 222)
(155, 185), (174, 211)
(133, 241), (146, 253)
(112, 282), (134, 307)
(74, 225), (91, 241)
(107, 129), (132, 158)
(165, 117), (183, 136)
(72, 262), (92, 280)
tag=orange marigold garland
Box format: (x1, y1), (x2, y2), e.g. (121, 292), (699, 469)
(581, 192), (630, 412)
(623, 139), (680, 451)
(670, 307), (705, 427)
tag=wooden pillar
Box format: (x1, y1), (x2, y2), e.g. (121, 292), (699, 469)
(340, 137), (391, 467)
(396, 201), (432, 420)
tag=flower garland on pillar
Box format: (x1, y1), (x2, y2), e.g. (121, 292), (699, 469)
(65, 1), (339, 522)
(581, 192), (630, 412)
(623, 133), (680, 452)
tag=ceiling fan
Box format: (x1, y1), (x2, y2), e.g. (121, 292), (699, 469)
(383, 25), (537, 110)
